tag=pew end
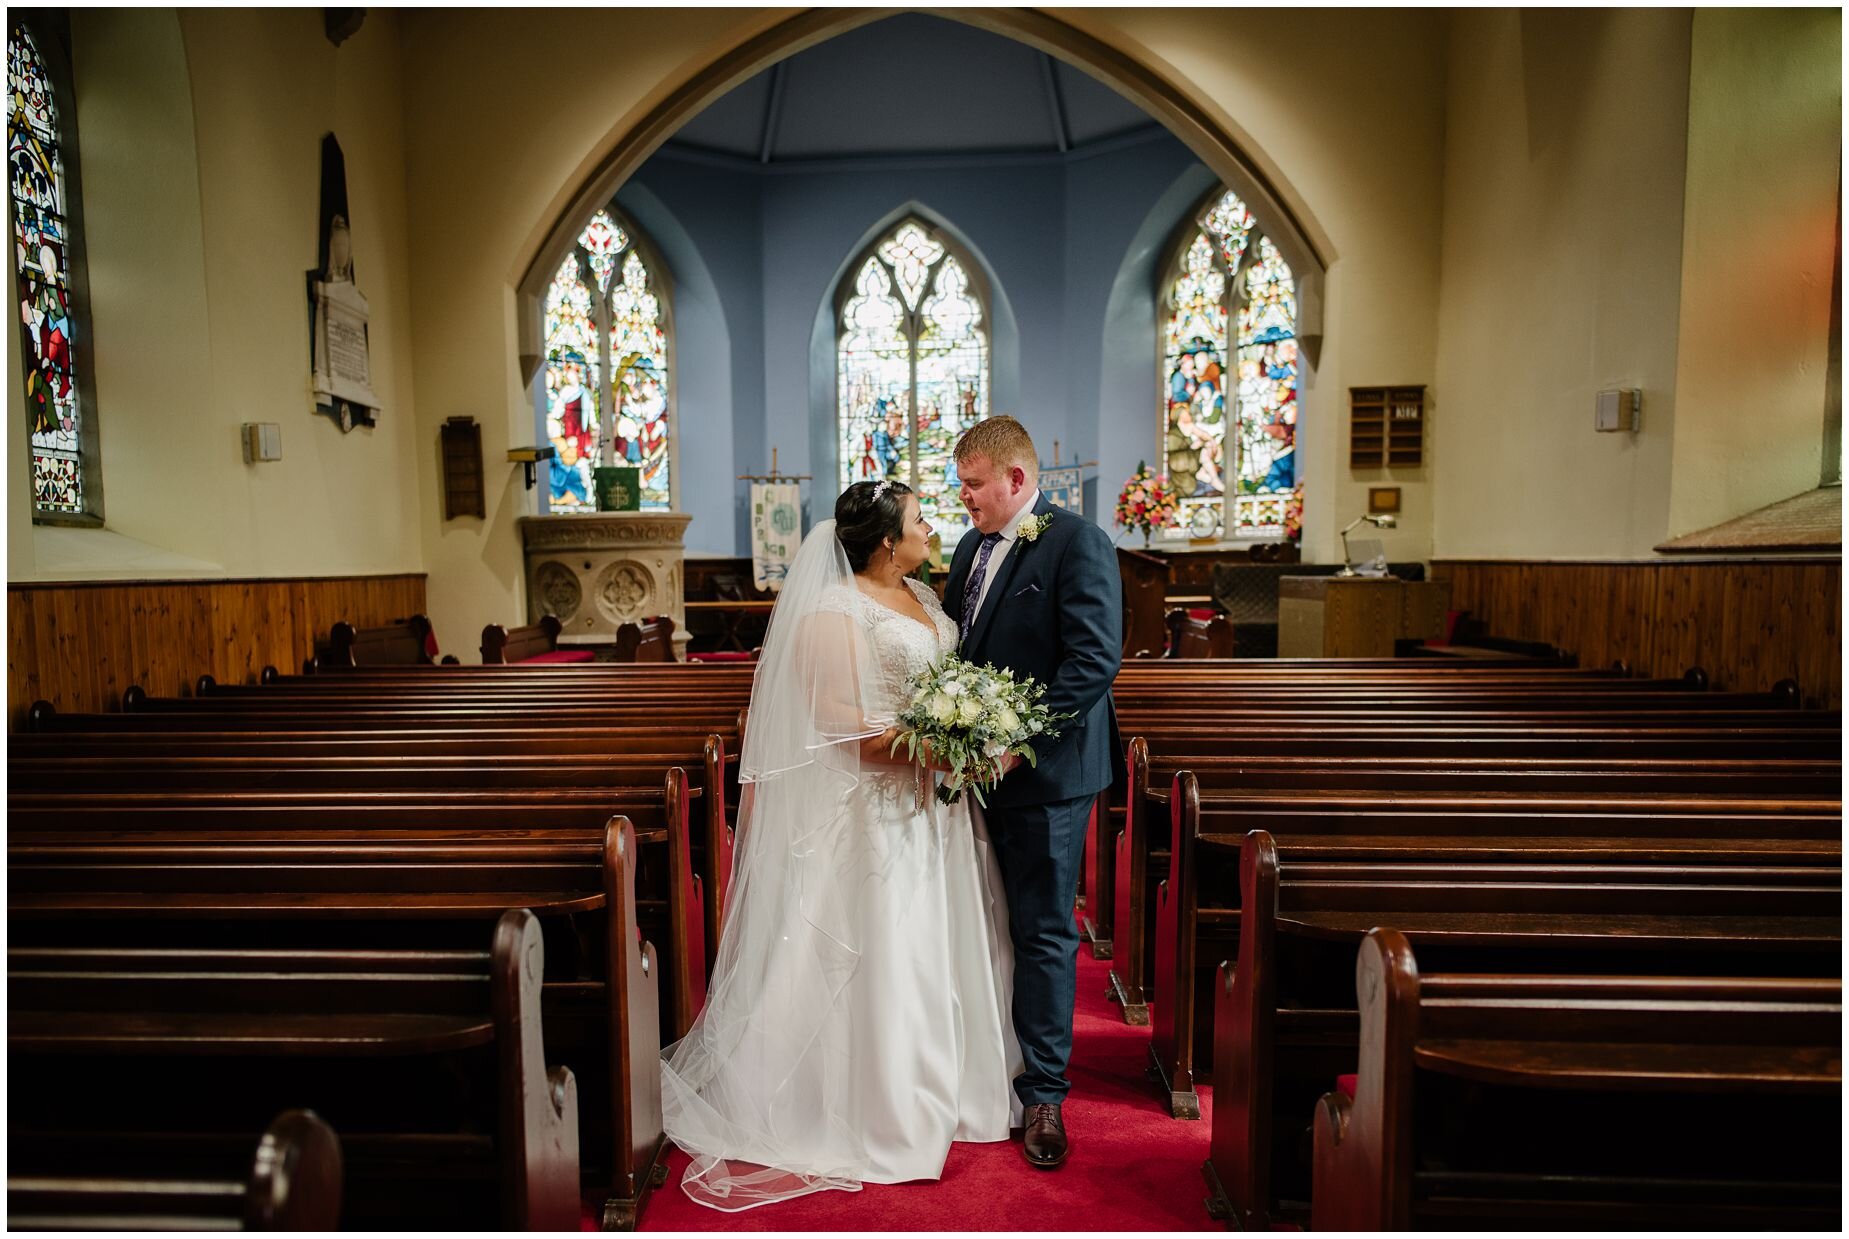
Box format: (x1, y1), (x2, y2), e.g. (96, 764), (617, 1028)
(1106, 736), (1152, 1024)
(1149, 769), (1203, 1119)
(244, 1110), (344, 1231)
(599, 816), (668, 1231)
(1308, 1088), (1356, 1232)
(491, 908), (582, 1231)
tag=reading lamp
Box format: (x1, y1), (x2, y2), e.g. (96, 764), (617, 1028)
(1336, 512), (1397, 577)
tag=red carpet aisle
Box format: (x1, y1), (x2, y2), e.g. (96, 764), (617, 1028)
(598, 939), (1219, 1232)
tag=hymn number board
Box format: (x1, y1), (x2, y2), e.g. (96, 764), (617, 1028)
(1349, 386), (1425, 469)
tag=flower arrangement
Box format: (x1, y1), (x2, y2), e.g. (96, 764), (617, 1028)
(1115, 461), (1178, 541)
(893, 654), (1074, 805)
(1283, 485), (1305, 542)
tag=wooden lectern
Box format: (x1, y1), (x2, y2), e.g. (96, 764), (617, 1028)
(1116, 547), (1170, 659)
(1277, 576), (1449, 658)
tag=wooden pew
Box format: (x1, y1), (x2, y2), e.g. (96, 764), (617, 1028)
(9, 781), (709, 1043)
(1093, 705), (1838, 961)
(1081, 719), (1839, 960)
(1107, 747), (1840, 1026)
(1202, 829), (1843, 1230)
(9, 817), (667, 1231)
(1313, 929), (1842, 1230)
(11, 730), (737, 985)
(9, 909), (580, 1230)
(482, 615), (596, 664)
(7, 1110), (342, 1231)
(1151, 780), (1844, 1114)
(614, 616), (676, 662)
(317, 614), (459, 669)
(1165, 609), (1235, 659)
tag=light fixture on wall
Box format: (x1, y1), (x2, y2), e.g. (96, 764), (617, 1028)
(507, 445), (557, 491)
(1336, 512), (1397, 577)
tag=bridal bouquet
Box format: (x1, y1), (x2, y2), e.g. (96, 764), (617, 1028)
(891, 654), (1073, 806)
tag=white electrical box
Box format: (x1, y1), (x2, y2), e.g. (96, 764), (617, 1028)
(1595, 388), (1641, 433)
(243, 422), (282, 462)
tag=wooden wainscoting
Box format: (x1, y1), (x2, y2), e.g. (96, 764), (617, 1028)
(7, 573), (427, 726)
(1432, 559), (1841, 708)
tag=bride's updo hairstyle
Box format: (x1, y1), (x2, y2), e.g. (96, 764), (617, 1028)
(835, 479), (914, 573)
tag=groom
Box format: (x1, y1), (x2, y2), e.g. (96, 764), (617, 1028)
(944, 416), (1124, 1169)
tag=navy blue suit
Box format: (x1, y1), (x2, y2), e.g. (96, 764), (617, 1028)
(944, 492), (1124, 1106)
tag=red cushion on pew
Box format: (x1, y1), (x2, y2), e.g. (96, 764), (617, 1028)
(1188, 608), (1217, 621)
(1432, 608), (1466, 647)
(688, 651), (756, 663)
(517, 649), (596, 664)
(1335, 1073), (1358, 1100)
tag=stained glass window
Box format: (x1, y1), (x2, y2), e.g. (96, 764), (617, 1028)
(540, 207), (672, 511)
(9, 21), (89, 520)
(838, 218), (989, 544)
(1161, 188), (1300, 541)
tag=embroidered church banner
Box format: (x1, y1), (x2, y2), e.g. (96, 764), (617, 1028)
(1040, 466), (1084, 516)
(751, 482), (802, 592)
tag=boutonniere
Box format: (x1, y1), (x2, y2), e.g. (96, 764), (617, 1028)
(1015, 512), (1053, 543)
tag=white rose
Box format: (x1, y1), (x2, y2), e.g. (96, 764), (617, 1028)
(980, 680), (1002, 700)
(995, 706), (1021, 733)
(943, 679), (965, 698)
(957, 697), (984, 725)
(927, 692), (956, 724)
(984, 741), (1009, 759)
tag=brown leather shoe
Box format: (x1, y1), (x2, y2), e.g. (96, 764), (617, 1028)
(1022, 1102), (1068, 1168)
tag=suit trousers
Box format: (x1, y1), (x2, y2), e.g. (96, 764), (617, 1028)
(985, 789), (1093, 1107)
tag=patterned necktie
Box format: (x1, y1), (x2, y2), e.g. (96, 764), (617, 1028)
(959, 532), (1005, 644)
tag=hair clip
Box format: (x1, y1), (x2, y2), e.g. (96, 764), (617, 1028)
(872, 479), (893, 500)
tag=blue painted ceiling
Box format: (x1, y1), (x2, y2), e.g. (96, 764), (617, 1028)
(664, 12), (1160, 163)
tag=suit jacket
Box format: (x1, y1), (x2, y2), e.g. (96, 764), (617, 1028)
(944, 492), (1126, 809)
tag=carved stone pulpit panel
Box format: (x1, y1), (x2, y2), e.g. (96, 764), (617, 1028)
(518, 512), (692, 654)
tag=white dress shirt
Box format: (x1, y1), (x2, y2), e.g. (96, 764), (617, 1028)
(965, 489), (1043, 630)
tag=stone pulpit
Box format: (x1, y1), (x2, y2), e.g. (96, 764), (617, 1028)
(518, 512), (692, 654)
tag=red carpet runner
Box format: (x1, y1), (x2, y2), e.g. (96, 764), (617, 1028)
(600, 935), (1219, 1232)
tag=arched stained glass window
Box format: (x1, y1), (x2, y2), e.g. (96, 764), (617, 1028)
(838, 217), (989, 544)
(9, 18), (96, 522)
(1161, 188), (1300, 541)
(541, 207), (672, 511)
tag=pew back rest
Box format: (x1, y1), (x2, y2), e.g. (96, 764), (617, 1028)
(481, 616), (565, 664)
(1166, 609), (1235, 659)
(614, 617), (676, 663)
(321, 616), (450, 668)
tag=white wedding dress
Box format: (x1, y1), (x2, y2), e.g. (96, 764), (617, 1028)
(661, 551), (1022, 1211)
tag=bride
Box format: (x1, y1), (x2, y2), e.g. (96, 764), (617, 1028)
(660, 479), (1023, 1210)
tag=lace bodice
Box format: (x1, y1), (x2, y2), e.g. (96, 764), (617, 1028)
(819, 578), (958, 716)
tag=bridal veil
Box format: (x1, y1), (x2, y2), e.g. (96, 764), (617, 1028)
(659, 518), (890, 1209)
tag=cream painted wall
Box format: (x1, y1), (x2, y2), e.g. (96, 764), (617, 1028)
(1056, 8), (1447, 567)
(61, 9), (214, 570)
(402, 9), (786, 651)
(7, 9), (422, 583)
(1433, 9), (1693, 560)
(402, 8), (1448, 645)
(1666, 8), (1839, 538)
